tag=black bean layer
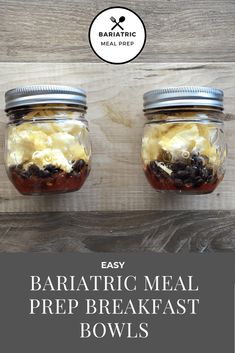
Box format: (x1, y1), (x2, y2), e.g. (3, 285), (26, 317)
(149, 154), (215, 189)
(13, 159), (87, 179)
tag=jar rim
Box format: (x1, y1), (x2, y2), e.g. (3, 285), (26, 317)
(5, 85), (87, 111)
(144, 107), (225, 124)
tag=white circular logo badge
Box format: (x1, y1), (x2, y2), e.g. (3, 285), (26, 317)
(89, 7), (146, 64)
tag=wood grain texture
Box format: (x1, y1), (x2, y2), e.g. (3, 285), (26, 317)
(0, 211), (234, 252)
(0, 0), (234, 62)
(0, 63), (235, 212)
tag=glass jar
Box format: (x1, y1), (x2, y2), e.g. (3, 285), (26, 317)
(5, 85), (91, 195)
(141, 87), (227, 194)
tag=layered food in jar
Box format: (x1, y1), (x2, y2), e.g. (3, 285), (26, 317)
(5, 85), (91, 195)
(141, 87), (227, 194)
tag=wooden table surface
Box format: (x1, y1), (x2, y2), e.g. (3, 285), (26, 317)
(0, 0), (234, 252)
(0, 0), (234, 62)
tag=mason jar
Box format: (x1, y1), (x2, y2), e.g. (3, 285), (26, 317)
(5, 85), (91, 195)
(141, 87), (227, 194)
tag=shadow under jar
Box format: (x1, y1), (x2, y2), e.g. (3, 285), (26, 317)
(141, 87), (227, 194)
(5, 85), (91, 195)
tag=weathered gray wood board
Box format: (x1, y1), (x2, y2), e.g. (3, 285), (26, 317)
(0, 0), (235, 253)
(0, 0), (234, 62)
(0, 63), (234, 212)
(0, 211), (234, 253)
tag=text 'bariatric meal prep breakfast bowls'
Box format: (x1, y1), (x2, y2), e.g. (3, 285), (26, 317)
(141, 86), (227, 194)
(5, 85), (91, 195)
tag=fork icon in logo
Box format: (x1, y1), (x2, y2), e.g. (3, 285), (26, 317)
(110, 16), (126, 30)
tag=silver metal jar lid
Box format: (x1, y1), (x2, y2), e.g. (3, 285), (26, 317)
(143, 86), (224, 111)
(5, 85), (87, 111)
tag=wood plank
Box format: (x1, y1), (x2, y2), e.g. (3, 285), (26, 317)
(0, 63), (235, 212)
(0, 211), (234, 252)
(0, 0), (234, 62)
